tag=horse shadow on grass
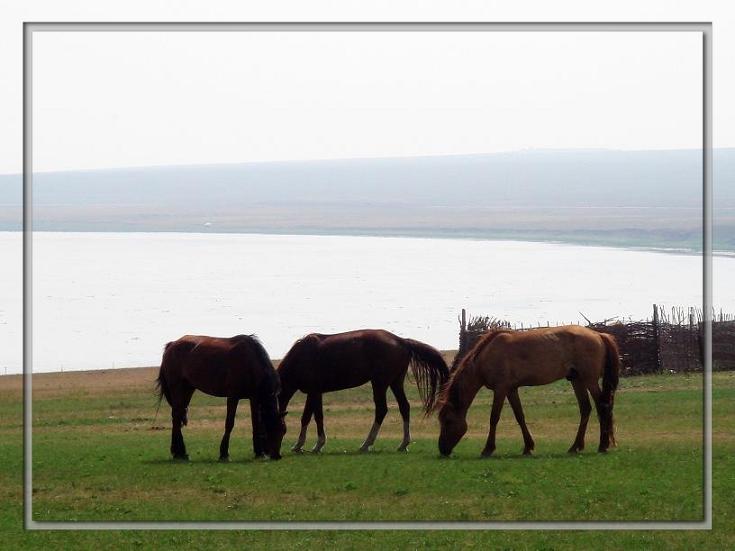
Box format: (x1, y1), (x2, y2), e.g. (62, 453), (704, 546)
(142, 447), (609, 465)
(461, 450), (606, 461)
(141, 456), (274, 466)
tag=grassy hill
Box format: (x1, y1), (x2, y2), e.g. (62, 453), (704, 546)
(1, 148), (734, 251)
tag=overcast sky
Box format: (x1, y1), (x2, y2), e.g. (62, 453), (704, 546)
(24, 30), (702, 172)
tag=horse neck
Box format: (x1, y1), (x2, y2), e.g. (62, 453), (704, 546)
(451, 359), (485, 415)
(276, 361), (297, 413)
(278, 382), (297, 413)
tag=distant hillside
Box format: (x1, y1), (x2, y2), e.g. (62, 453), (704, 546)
(1, 149), (734, 251)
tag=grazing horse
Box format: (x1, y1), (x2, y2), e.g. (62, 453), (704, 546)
(436, 325), (620, 457)
(156, 334), (287, 461)
(278, 329), (449, 453)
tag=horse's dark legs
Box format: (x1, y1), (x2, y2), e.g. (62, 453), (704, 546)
(568, 380), (592, 453)
(586, 381), (611, 452)
(311, 393), (326, 453)
(249, 399), (267, 458)
(171, 416), (186, 459)
(360, 383), (388, 452)
(170, 385), (194, 460)
(390, 379), (411, 451)
(507, 388), (535, 455)
(292, 393), (315, 453)
(481, 388), (507, 457)
(219, 397), (239, 461)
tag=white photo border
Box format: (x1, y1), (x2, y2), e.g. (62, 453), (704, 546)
(23, 21), (713, 531)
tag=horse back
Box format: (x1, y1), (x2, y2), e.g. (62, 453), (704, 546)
(483, 325), (606, 388)
(295, 329), (408, 392)
(162, 334), (268, 398)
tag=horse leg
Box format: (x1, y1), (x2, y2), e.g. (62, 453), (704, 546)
(292, 393), (315, 453)
(481, 388), (507, 457)
(568, 380), (592, 453)
(311, 393), (326, 453)
(390, 379), (411, 452)
(249, 398), (267, 458)
(170, 385), (194, 460)
(586, 380), (611, 453)
(219, 397), (239, 461)
(507, 388), (535, 455)
(359, 383), (388, 452)
(171, 416), (185, 460)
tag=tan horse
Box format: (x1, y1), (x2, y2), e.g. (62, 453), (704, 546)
(436, 325), (620, 457)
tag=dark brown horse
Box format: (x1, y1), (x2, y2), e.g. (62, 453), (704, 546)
(436, 325), (619, 457)
(277, 329), (449, 453)
(156, 334), (287, 461)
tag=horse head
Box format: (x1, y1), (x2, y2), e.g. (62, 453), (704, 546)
(262, 405), (287, 460)
(258, 373), (288, 460)
(437, 400), (468, 457)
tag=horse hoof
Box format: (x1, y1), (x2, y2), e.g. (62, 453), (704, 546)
(172, 454), (189, 462)
(219, 455), (229, 463)
(522, 449), (533, 456)
(480, 451), (495, 459)
(597, 447), (609, 454)
(291, 447), (305, 454)
(567, 446), (580, 454)
(358, 446), (371, 453)
(397, 446), (409, 453)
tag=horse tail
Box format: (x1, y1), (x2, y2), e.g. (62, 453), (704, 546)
(599, 333), (621, 447)
(154, 342), (175, 424)
(402, 338), (450, 416)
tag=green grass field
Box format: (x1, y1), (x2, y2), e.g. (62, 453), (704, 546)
(1, 366), (733, 549)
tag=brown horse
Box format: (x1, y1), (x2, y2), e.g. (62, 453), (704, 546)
(277, 329), (449, 453)
(436, 325), (620, 457)
(156, 334), (287, 461)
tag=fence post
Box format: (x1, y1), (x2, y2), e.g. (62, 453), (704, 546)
(653, 304), (662, 372)
(459, 308), (467, 357)
(689, 308), (700, 371)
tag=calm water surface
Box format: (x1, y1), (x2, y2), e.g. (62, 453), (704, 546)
(0, 231), (731, 374)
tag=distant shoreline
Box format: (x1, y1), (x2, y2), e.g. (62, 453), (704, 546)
(2, 228), (731, 257)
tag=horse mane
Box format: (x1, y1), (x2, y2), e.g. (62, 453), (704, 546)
(230, 334), (280, 399)
(434, 329), (512, 413)
(245, 334), (274, 373)
(237, 334), (282, 433)
(258, 366), (280, 399)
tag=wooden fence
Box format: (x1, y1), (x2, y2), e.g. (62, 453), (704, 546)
(455, 305), (735, 376)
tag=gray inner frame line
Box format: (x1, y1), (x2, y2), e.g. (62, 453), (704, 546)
(22, 21), (713, 531)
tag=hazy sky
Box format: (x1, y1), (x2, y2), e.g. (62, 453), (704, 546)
(3, 1), (735, 176)
(28, 30), (702, 173)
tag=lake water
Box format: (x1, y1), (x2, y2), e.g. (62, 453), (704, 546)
(1, 231), (732, 374)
